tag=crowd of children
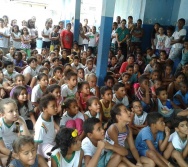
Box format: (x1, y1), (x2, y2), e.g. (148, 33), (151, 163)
(0, 14), (187, 167)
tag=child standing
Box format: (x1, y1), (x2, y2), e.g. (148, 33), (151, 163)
(84, 96), (102, 121)
(130, 100), (148, 135)
(135, 112), (173, 167)
(34, 94), (57, 158)
(60, 98), (84, 137)
(11, 25), (21, 50)
(106, 103), (152, 167)
(50, 127), (83, 167)
(113, 82), (129, 108)
(164, 116), (188, 167)
(12, 86), (36, 130)
(0, 98), (30, 158)
(156, 26), (166, 55)
(49, 25), (60, 51)
(8, 136), (48, 167)
(100, 86), (115, 123)
(20, 27), (31, 58)
(165, 26), (173, 55)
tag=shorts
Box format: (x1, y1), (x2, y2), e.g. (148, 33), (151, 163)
(168, 47), (182, 62)
(42, 41), (51, 49)
(97, 151), (113, 167)
(37, 142), (55, 158)
(138, 149), (148, 157)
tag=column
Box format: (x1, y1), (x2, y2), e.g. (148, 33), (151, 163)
(73, 0), (81, 42)
(96, 0), (116, 86)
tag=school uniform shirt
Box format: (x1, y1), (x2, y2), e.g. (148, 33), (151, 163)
(19, 101), (34, 121)
(173, 90), (188, 106)
(134, 111), (148, 126)
(60, 111), (84, 126)
(112, 94), (129, 107)
(51, 148), (81, 167)
(31, 84), (44, 103)
(12, 32), (21, 49)
(84, 67), (96, 75)
(0, 116), (25, 150)
(42, 27), (51, 42)
(71, 63), (85, 70)
(61, 84), (77, 99)
(84, 110), (100, 119)
(34, 113), (55, 144)
(165, 36), (173, 49)
(85, 32), (99, 47)
(5, 53), (14, 62)
(169, 131), (187, 152)
(23, 66), (37, 77)
(3, 70), (19, 81)
(0, 27), (9, 48)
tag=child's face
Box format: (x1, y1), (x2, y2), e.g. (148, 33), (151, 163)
(89, 99), (100, 113)
(105, 79), (114, 88)
(154, 81), (162, 89)
(116, 87), (126, 98)
(102, 90), (113, 102)
(68, 101), (79, 115)
(167, 30), (172, 37)
(90, 122), (105, 140)
(3, 103), (19, 123)
(16, 77), (25, 86)
(68, 76), (77, 87)
(18, 89), (27, 102)
(140, 79), (149, 88)
(74, 59), (79, 66)
(92, 27), (96, 33)
(127, 56), (134, 64)
(67, 24), (71, 30)
(126, 67), (134, 75)
(52, 88), (61, 99)
(53, 59), (60, 66)
(150, 58), (157, 66)
(78, 70), (84, 79)
(50, 54), (56, 61)
(157, 90), (168, 101)
(154, 24), (159, 31)
(36, 56), (42, 64)
(29, 60), (37, 69)
(184, 42), (188, 49)
(39, 76), (48, 87)
(178, 20), (184, 29)
(14, 53), (22, 61)
(6, 65), (14, 73)
(118, 105), (131, 122)
(160, 52), (166, 60)
(180, 84), (187, 94)
(82, 52), (87, 59)
(117, 50), (122, 55)
(146, 49), (152, 56)
(54, 50), (59, 56)
(152, 72), (159, 80)
(87, 61), (93, 70)
(55, 70), (62, 79)
(81, 84), (90, 95)
(44, 100), (58, 115)
(42, 49), (47, 55)
(155, 117), (165, 132)
(88, 76), (97, 88)
(17, 143), (37, 166)
(111, 57), (117, 65)
(43, 62), (50, 70)
(176, 75), (185, 83)
(134, 64), (139, 72)
(136, 54), (142, 60)
(132, 101), (143, 116)
(62, 51), (67, 57)
(122, 75), (130, 82)
(176, 121), (188, 136)
(59, 22), (64, 29)
(158, 27), (164, 34)
(9, 47), (15, 55)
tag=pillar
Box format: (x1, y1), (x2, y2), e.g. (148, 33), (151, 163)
(96, 0), (116, 86)
(73, 0), (81, 42)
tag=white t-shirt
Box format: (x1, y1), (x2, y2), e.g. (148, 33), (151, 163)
(19, 101), (34, 120)
(112, 94), (129, 107)
(12, 32), (21, 49)
(5, 53), (14, 62)
(172, 29), (187, 48)
(3, 70), (19, 81)
(34, 113), (55, 144)
(0, 27), (9, 48)
(60, 111), (84, 126)
(111, 30), (117, 44)
(51, 148), (81, 167)
(84, 110), (100, 119)
(61, 84), (77, 99)
(0, 116), (24, 150)
(134, 111), (148, 125)
(42, 27), (52, 42)
(165, 36), (173, 49)
(31, 84), (44, 103)
(71, 63), (85, 70)
(169, 131), (187, 151)
(85, 32), (99, 47)
(23, 66), (37, 77)
(84, 67), (96, 75)
(156, 34), (166, 50)
(78, 30), (84, 45)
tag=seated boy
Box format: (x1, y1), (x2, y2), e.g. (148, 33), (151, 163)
(112, 82), (129, 108)
(135, 112), (173, 167)
(82, 117), (126, 167)
(164, 116), (188, 167)
(71, 55), (85, 70)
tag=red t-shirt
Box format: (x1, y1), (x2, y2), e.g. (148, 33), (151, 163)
(60, 30), (73, 49)
(119, 61), (128, 74)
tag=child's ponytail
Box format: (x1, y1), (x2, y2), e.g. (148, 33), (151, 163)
(106, 103), (124, 130)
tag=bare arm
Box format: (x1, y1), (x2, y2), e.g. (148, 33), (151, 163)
(159, 127), (170, 152)
(38, 154), (48, 167)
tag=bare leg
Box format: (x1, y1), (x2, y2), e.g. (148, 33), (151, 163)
(118, 162), (128, 167)
(163, 142), (174, 159)
(171, 150), (188, 167)
(140, 156), (155, 167)
(107, 153), (122, 167)
(122, 157), (137, 167)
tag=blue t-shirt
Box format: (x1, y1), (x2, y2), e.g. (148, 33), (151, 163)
(180, 49), (188, 65)
(173, 90), (188, 106)
(135, 126), (164, 156)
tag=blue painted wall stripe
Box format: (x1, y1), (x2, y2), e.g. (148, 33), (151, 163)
(74, 19), (80, 42)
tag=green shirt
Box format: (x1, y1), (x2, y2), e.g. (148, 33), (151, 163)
(115, 27), (130, 42)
